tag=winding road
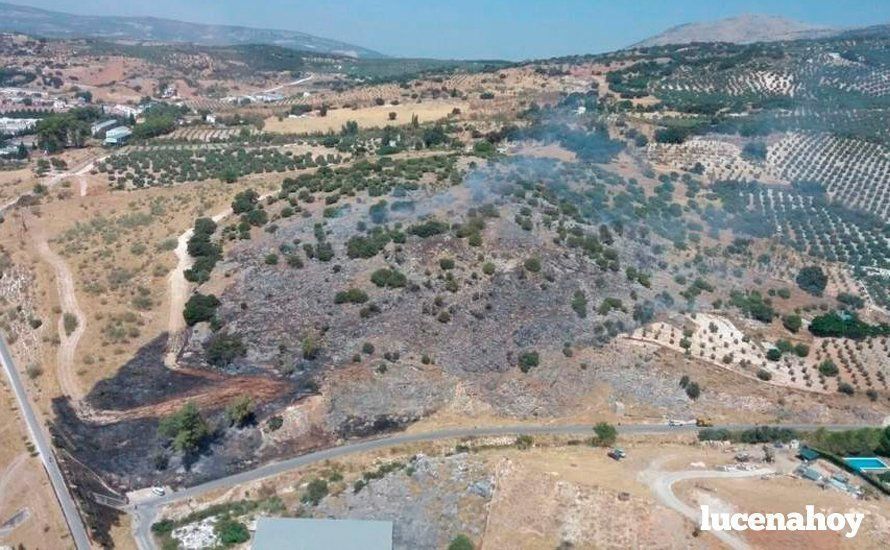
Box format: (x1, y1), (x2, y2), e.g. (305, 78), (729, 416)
(130, 422), (865, 550)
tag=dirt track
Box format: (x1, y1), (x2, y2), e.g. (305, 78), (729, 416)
(30, 216), (88, 404)
(639, 457), (774, 550)
(166, 207), (233, 367)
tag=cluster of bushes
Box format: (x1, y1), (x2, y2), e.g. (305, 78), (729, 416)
(698, 425), (799, 443)
(370, 268), (407, 288)
(346, 228), (394, 258)
(185, 218), (221, 283)
(766, 339), (809, 361)
(679, 375), (701, 399)
(407, 219), (449, 238)
(728, 289), (774, 323)
(335, 288), (369, 304)
(808, 311), (889, 339)
(232, 189), (268, 234)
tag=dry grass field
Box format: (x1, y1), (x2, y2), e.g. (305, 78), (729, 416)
(264, 100), (469, 134)
(0, 385), (70, 549)
(27, 174), (281, 393)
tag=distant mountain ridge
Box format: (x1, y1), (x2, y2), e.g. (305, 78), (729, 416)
(632, 14), (841, 48)
(0, 1), (384, 58)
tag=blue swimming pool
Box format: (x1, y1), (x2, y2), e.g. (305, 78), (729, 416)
(844, 457), (889, 471)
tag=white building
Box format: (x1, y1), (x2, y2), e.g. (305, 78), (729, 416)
(0, 117), (39, 134)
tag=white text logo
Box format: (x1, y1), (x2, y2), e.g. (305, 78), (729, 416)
(700, 505), (863, 538)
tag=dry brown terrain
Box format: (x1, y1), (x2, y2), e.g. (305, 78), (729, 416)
(0, 378), (70, 549)
(264, 100), (469, 134)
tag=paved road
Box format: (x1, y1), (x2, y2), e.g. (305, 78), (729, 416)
(131, 421), (866, 550)
(0, 335), (92, 549)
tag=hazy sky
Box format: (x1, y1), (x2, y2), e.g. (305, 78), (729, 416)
(13, 0), (890, 59)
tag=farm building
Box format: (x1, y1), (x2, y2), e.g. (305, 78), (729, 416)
(798, 447), (820, 462)
(104, 126), (132, 146)
(251, 517), (392, 550)
(91, 119), (119, 137)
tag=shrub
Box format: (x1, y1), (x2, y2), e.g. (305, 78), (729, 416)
(346, 231), (390, 258)
(782, 314), (802, 333)
(837, 382), (855, 396)
(518, 351), (539, 373)
(334, 288), (369, 304)
(592, 422), (617, 446)
(301, 479), (329, 505)
(205, 333), (246, 366)
(439, 258), (455, 270)
(766, 348), (782, 361)
(371, 268), (407, 288)
(183, 293), (220, 326)
(231, 189), (259, 214)
(818, 360), (839, 377)
(215, 518), (249, 545)
(225, 396), (255, 427)
(685, 382), (701, 399)
(757, 369), (773, 381)
(266, 415), (284, 431)
(63, 312), (78, 336)
(571, 290), (587, 318)
(523, 257), (541, 272)
(407, 219), (448, 238)
(795, 266), (827, 296)
(515, 435), (533, 450)
(302, 335), (320, 360)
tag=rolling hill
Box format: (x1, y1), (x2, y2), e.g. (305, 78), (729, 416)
(632, 13), (839, 48)
(0, 1), (384, 58)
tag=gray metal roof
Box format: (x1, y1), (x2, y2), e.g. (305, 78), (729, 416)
(252, 517), (393, 550)
(106, 126), (132, 138)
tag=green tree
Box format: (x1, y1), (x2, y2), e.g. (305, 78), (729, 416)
(795, 266), (827, 296)
(818, 360), (839, 377)
(157, 402), (210, 454)
(592, 422), (618, 447)
(182, 293), (220, 326)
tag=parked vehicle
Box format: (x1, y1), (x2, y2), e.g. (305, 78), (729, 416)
(608, 448), (627, 461)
